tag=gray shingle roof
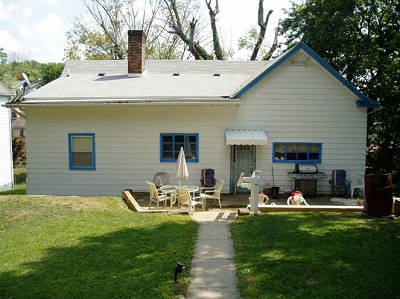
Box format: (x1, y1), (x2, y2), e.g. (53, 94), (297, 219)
(15, 43), (379, 109)
(0, 82), (13, 96)
(23, 60), (271, 103)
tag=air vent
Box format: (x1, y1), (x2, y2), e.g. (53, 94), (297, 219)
(213, 73), (220, 77)
(98, 73), (106, 76)
(173, 73), (180, 76)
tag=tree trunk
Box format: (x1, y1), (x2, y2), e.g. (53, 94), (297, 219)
(164, 0), (214, 60)
(206, 0), (224, 60)
(250, 0), (273, 60)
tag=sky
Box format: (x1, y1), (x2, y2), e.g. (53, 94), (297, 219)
(0, 0), (294, 63)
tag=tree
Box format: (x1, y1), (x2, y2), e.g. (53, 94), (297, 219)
(280, 0), (400, 192)
(0, 48), (7, 64)
(12, 136), (26, 167)
(164, 0), (279, 60)
(0, 48), (9, 83)
(65, 19), (118, 60)
(65, 0), (280, 61)
(163, 0), (214, 59)
(0, 53), (63, 167)
(0, 49), (63, 93)
(40, 63), (64, 85)
(0, 54), (43, 91)
(238, 0), (278, 60)
(65, 0), (185, 60)
(205, 0), (223, 59)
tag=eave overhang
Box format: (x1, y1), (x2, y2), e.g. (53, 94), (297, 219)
(5, 97), (242, 107)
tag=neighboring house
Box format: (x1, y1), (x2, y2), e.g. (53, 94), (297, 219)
(11, 107), (26, 137)
(8, 30), (379, 196)
(0, 82), (14, 190)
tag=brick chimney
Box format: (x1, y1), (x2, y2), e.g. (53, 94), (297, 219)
(128, 30), (146, 77)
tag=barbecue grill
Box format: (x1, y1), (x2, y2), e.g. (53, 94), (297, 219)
(287, 164), (327, 196)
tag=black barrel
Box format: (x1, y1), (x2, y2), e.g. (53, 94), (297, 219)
(394, 199), (400, 216)
(271, 187), (280, 199)
(365, 173), (393, 217)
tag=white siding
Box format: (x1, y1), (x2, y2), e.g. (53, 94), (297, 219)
(238, 52), (368, 195)
(26, 105), (236, 195)
(26, 51), (369, 196)
(0, 96), (13, 190)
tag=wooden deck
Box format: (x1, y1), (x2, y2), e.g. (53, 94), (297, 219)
(123, 189), (365, 214)
(122, 189), (189, 214)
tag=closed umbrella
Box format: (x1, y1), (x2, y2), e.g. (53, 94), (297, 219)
(176, 147), (189, 185)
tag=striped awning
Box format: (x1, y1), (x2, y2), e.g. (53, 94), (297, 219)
(225, 129), (268, 145)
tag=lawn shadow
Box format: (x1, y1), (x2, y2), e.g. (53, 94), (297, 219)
(232, 213), (400, 298)
(0, 183), (26, 195)
(0, 221), (195, 298)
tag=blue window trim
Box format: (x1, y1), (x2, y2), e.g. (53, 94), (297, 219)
(68, 133), (96, 170)
(272, 142), (322, 163)
(160, 133), (199, 163)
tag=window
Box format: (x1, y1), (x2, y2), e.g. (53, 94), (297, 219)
(68, 133), (96, 170)
(273, 142), (322, 163)
(160, 133), (199, 162)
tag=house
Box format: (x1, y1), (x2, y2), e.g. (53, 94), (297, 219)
(7, 30), (379, 196)
(0, 82), (14, 190)
(11, 107), (26, 138)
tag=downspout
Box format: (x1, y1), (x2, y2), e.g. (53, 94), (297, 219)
(7, 106), (14, 189)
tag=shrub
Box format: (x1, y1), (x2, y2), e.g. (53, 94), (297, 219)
(12, 136), (26, 167)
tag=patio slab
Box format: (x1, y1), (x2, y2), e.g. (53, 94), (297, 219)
(124, 189), (363, 213)
(248, 204), (364, 213)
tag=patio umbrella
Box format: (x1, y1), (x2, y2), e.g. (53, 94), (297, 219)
(176, 147), (189, 185)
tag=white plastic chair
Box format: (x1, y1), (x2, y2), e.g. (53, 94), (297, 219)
(146, 181), (170, 209)
(349, 175), (364, 198)
(153, 172), (170, 188)
(176, 188), (203, 214)
(199, 179), (224, 209)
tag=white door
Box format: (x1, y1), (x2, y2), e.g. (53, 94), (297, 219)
(232, 145), (256, 194)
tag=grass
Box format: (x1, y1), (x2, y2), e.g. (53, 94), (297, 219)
(2, 169), (399, 298)
(13, 167), (27, 185)
(231, 213), (400, 299)
(0, 167), (27, 195)
(0, 195), (198, 298)
(0, 183), (26, 195)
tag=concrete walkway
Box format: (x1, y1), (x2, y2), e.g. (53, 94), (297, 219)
(187, 211), (241, 299)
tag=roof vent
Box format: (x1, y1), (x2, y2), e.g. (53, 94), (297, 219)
(173, 73), (180, 76)
(213, 73), (220, 77)
(98, 73), (106, 76)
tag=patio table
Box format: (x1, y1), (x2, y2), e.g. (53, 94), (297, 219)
(180, 185), (205, 211)
(160, 185), (203, 210)
(160, 185), (177, 209)
(180, 185), (199, 197)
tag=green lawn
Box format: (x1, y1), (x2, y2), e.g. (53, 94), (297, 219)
(2, 177), (400, 298)
(0, 167), (27, 195)
(231, 213), (400, 299)
(13, 167), (27, 185)
(0, 195), (198, 298)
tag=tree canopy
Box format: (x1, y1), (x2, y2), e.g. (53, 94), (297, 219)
(0, 50), (63, 94)
(65, 0), (194, 60)
(64, 0), (279, 61)
(280, 0), (400, 191)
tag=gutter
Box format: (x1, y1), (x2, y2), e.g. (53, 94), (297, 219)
(5, 97), (242, 107)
